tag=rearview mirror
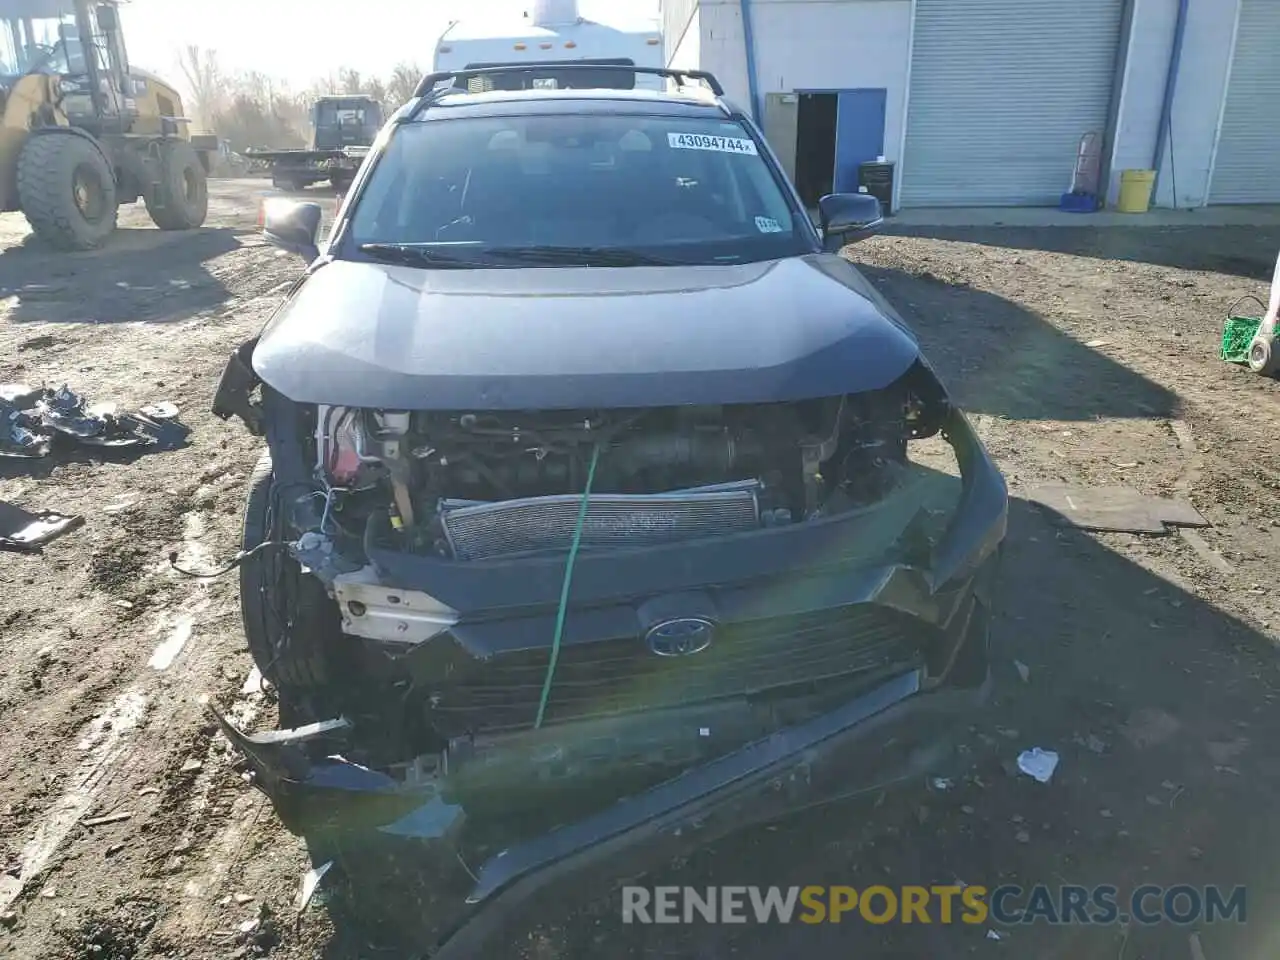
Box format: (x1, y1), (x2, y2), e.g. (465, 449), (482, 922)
(95, 5), (118, 30)
(262, 199), (323, 263)
(818, 193), (883, 251)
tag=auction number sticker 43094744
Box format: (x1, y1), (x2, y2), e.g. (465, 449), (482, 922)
(668, 132), (759, 155)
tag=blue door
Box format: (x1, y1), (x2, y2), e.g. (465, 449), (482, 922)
(834, 89), (887, 194)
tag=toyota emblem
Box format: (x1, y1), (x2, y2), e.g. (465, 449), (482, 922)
(645, 617), (715, 657)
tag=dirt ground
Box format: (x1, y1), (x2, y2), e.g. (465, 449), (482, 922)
(2, 183), (1280, 960)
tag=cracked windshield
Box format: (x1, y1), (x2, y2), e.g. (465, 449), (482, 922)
(1, 0), (1278, 959)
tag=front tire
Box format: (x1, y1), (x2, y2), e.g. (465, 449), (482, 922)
(16, 131), (119, 251)
(240, 453), (341, 722)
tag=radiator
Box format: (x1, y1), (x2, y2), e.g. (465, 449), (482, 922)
(438, 480), (763, 561)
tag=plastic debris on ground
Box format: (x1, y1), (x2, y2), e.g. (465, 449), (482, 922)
(298, 860), (332, 914)
(0, 499), (84, 552)
(0, 383), (189, 459)
(1025, 483), (1207, 534)
(1016, 747), (1060, 784)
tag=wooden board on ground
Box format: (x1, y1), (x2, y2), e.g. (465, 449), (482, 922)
(1025, 484), (1209, 534)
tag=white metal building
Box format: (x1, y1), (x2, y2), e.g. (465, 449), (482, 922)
(662, 0), (1280, 211)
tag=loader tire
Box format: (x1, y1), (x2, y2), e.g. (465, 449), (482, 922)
(16, 131), (118, 251)
(145, 140), (209, 231)
(240, 452), (341, 722)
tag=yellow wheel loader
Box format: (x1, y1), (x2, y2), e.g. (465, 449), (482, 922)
(0, 0), (213, 250)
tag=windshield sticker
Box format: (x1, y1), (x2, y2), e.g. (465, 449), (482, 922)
(755, 216), (783, 233)
(668, 132), (759, 155)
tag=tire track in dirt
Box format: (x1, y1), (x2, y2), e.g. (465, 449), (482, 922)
(0, 464), (287, 955)
(0, 689), (149, 913)
(0, 490), (241, 909)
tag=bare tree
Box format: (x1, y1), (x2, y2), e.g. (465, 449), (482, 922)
(338, 67), (364, 95)
(365, 77), (388, 108)
(386, 62), (424, 110)
(238, 70), (271, 105)
(176, 45), (223, 130)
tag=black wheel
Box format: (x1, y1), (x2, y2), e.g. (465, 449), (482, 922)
(272, 174), (303, 192)
(1247, 335), (1280, 376)
(16, 131), (118, 251)
(240, 452), (342, 722)
(330, 175), (353, 194)
(145, 140), (209, 230)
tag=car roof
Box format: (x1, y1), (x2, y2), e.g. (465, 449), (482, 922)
(407, 86), (738, 122)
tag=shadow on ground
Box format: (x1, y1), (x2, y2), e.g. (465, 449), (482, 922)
(294, 499), (1279, 960)
(882, 223), (1280, 281)
(0, 227), (244, 325)
(859, 263), (1179, 421)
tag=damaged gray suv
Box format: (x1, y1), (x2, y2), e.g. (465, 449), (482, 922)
(211, 66), (1007, 954)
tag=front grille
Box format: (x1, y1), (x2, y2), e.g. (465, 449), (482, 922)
(438, 480), (763, 561)
(432, 605), (925, 736)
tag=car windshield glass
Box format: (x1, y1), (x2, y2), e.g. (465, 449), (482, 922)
(347, 113), (811, 265)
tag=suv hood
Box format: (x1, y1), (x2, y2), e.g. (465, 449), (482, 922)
(252, 255), (922, 410)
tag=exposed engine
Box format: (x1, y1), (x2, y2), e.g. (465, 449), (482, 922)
(310, 373), (947, 561)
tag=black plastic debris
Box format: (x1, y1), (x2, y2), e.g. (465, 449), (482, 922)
(0, 383), (189, 458)
(0, 499), (84, 551)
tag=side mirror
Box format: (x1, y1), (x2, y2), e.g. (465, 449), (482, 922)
(95, 5), (118, 30)
(263, 199), (323, 262)
(818, 193), (883, 251)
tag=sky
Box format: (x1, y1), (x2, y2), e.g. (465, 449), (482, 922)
(122, 0), (659, 93)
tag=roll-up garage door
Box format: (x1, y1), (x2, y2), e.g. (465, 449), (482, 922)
(1209, 0), (1280, 203)
(900, 0), (1125, 207)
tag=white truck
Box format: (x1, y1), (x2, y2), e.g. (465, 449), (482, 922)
(433, 0), (663, 92)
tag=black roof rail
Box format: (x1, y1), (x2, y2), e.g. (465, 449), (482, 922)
(409, 64), (725, 101)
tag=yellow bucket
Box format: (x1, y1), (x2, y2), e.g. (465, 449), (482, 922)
(1117, 169), (1156, 213)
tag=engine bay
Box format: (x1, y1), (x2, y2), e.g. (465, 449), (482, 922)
(305, 368), (949, 562)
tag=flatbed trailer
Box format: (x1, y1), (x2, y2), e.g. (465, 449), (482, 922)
(245, 145), (371, 193)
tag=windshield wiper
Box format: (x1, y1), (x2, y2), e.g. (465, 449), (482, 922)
(358, 243), (499, 268)
(482, 246), (684, 267)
